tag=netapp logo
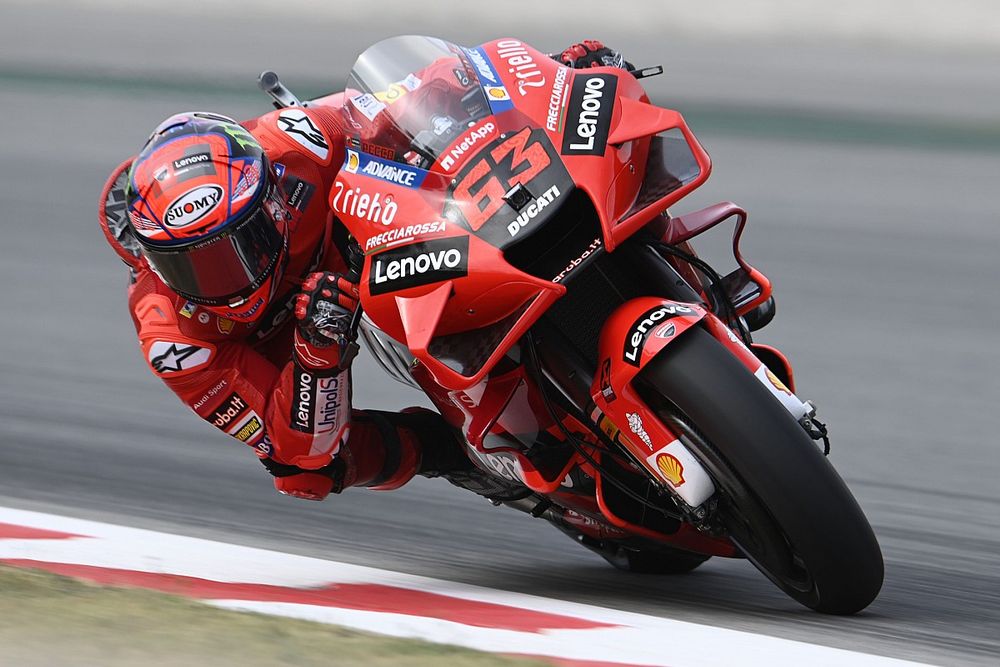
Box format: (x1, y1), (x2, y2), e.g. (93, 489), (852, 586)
(164, 185), (223, 227)
(622, 303), (694, 366)
(369, 236), (469, 296)
(561, 74), (617, 156)
(173, 153), (211, 170)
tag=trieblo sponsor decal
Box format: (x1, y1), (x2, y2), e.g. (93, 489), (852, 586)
(344, 149), (428, 188)
(546, 67), (569, 132)
(440, 122), (495, 171)
(369, 236), (469, 296)
(494, 40), (545, 96)
(622, 303), (695, 366)
(331, 181), (398, 226)
(163, 185), (223, 228)
(365, 221), (447, 251)
(506, 185), (561, 237)
(562, 74), (618, 156)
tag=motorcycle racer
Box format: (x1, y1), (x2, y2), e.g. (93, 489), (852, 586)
(97, 40), (628, 503)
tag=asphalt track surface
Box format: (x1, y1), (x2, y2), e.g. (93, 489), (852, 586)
(2, 5), (999, 666)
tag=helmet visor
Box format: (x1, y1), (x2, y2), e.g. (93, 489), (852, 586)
(142, 205), (285, 306)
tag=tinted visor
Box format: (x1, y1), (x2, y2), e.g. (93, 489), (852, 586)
(143, 206), (285, 306)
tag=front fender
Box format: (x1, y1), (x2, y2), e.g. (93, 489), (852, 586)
(590, 297), (715, 507)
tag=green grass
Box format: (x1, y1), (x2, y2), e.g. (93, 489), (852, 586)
(0, 565), (545, 667)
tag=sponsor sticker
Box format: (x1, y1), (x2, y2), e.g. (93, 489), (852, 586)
(599, 358), (616, 402)
(191, 378), (228, 411)
(552, 237), (601, 283)
(148, 341), (212, 374)
(284, 176), (316, 211)
(463, 46), (514, 114)
(626, 412), (653, 450)
(494, 39), (545, 96)
(217, 318), (235, 335)
(197, 312), (210, 325)
(345, 150), (428, 189)
(179, 302), (197, 319)
(561, 73), (618, 156)
(546, 67), (569, 132)
(331, 181), (398, 226)
(290, 368), (317, 433)
(622, 303), (695, 366)
(506, 185), (561, 237)
(655, 452), (685, 486)
(210, 392), (248, 430)
(364, 221), (447, 252)
(369, 236), (469, 296)
(349, 93), (387, 122)
(163, 185), (224, 228)
(439, 121), (496, 171)
(231, 413), (263, 443)
(276, 109), (329, 161)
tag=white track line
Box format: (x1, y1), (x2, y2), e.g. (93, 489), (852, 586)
(0, 507), (929, 667)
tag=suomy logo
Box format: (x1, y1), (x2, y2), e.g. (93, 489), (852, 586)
(369, 236), (469, 296)
(163, 185), (223, 228)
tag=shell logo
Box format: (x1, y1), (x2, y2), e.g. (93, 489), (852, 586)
(766, 368), (792, 395)
(656, 453), (685, 487)
(345, 150), (360, 174)
(484, 86), (511, 101)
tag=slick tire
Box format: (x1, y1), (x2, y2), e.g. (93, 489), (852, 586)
(638, 326), (884, 614)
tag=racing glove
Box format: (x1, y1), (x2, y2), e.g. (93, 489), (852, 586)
(558, 40), (634, 71)
(293, 271), (360, 372)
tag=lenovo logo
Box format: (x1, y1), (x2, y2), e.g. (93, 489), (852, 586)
(561, 74), (617, 156)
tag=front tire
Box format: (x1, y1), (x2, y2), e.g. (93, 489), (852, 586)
(638, 327), (883, 614)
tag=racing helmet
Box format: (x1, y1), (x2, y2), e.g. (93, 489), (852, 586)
(125, 112), (290, 322)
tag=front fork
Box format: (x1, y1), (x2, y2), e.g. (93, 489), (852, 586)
(592, 297), (822, 514)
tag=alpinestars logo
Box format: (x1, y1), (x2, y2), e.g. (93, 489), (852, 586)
(148, 341), (212, 374)
(369, 236), (469, 296)
(622, 304), (694, 366)
(277, 109), (329, 161)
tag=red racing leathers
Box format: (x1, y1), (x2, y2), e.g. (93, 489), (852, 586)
(98, 40), (623, 503)
(99, 103), (433, 502)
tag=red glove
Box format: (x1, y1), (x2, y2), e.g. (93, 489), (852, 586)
(293, 271), (360, 371)
(559, 40), (632, 70)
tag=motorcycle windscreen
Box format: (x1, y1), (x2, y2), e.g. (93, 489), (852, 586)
(345, 35), (493, 169)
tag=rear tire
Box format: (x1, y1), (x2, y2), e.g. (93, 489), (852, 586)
(639, 327), (883, 614)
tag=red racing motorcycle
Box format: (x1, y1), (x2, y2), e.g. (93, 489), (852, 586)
(273, 35), (883, 614)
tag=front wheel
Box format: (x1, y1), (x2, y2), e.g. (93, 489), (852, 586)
(637, 327), (883, 614)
